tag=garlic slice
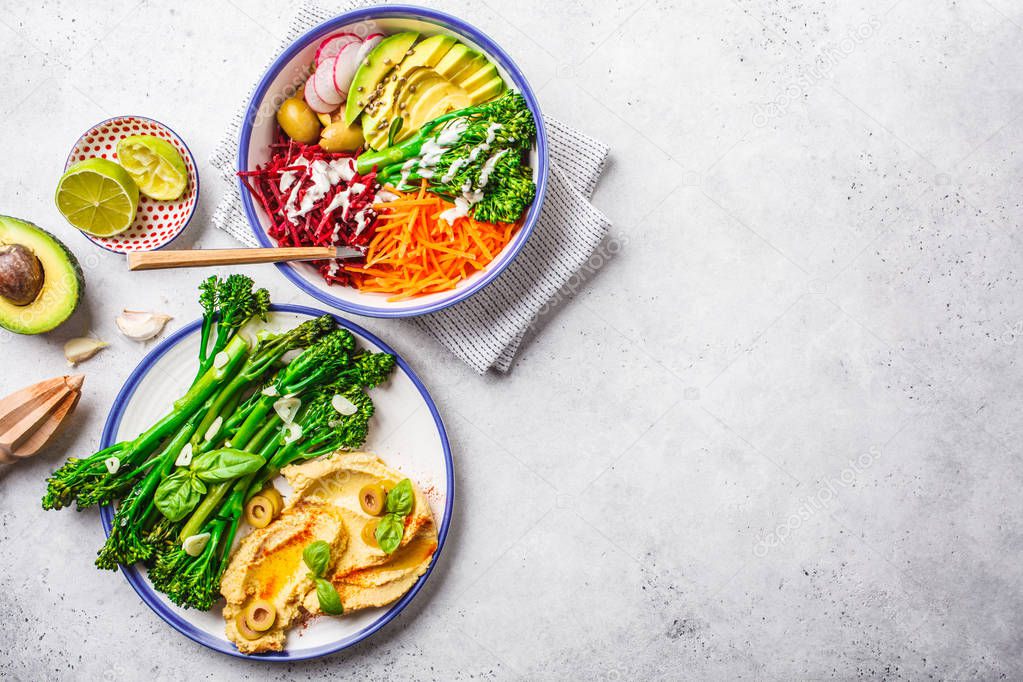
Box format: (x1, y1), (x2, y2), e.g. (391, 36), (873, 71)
(331, 394), (358, 416)
(282, 422), (303, 444)
(204, 416), (223, 443)
(182, 532), (211, 557)
(104, 456), (120, 474)
(261, 385), (279, 397)
(280, 349), (303, 365)
(213, 351), (230, 369)
(175, 443), (193, 467)
(273, 395), (301, 424)
(64, 337), (108, 365)
(115, 310), (172, 341)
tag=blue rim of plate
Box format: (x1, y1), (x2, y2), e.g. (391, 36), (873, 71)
(237, 4), (549, 318)
(99, 303), (454, 661)
(62, 114), (200, 255)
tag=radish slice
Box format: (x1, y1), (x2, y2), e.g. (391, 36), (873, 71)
(312, 58), (344, 105)
(316, 32), (361, 65)
(356, 33), (384, 63)
(332, 41), (362, 97)
(304, 77), (336, 113)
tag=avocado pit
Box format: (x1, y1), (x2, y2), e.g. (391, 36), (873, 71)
(0, 244), (44, 306)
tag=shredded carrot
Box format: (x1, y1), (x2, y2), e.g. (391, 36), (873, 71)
(349, 181), (523, 301)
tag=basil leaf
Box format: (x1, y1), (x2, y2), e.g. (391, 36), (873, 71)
(303, 540), (331, 578)
(315, 577), (344, 615)
(375, 513), (404, 554)
(155, 470), (203, 522)
(384, 479), (414, 516)
(189, 475), (207, 495)
(191, 448), (264, 482)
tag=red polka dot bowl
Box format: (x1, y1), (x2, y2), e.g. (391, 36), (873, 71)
(63, 115), (199, 253)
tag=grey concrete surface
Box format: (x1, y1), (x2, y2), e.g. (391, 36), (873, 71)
(1, 0), (1022, 679)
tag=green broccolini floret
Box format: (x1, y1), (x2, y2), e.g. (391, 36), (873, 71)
(194, 274), (270, 384)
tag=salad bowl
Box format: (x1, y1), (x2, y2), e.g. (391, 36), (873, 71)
(238, 5), (548, 318)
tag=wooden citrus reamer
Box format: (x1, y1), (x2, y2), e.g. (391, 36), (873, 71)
(0, 374), (84, 463)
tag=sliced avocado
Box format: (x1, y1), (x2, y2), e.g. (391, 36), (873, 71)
(344, 31), (419, 125)
(468, 75), (506, 104)
(409, 81), (470, 133)
(365, 67), (443, 148)
(359, 35), (457, 144)
(0, 216), (83, 334)
(448, 53), (488, 87)
(435, 44), (474, 80)
(460, 62), (501, 92)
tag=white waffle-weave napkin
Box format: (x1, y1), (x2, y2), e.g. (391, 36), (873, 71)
(210, 0), (611, 373)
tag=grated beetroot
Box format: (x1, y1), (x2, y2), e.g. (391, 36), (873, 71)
(238, 128), (378, 286)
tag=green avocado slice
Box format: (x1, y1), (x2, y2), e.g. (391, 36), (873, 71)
(0, 216), (84, 334)
(344, 32), (419, 125)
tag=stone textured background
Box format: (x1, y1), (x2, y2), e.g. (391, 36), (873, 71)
(2, 0), (1022, 679)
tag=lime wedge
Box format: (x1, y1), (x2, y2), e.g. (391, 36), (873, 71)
(55, 158), (140, 237)
(116, 135), (188, 200)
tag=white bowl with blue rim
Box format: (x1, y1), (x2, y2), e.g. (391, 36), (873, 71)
(237, 5), (548, 318)
(100, 305), (453, 660)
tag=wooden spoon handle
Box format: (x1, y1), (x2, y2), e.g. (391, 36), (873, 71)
(127, 247), (336, 271)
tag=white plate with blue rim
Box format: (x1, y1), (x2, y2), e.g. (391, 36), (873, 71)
(98, 304), (453, 660)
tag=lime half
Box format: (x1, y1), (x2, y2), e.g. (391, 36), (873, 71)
(116, 135), (188, 200)
(56, 158), (140, 237)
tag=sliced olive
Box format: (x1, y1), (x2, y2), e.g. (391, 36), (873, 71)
(235, 612), (261, 641)
(361, 518), (380, 547)
(261, 486), (285, 516)
(245, 494), (275, 528)
(245, 599), (277, 632)
(358, 483), (386, 516)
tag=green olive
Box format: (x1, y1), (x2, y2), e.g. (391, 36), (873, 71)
(319, 120), (364, 152)
(361, 518), (380, 547)
(261, 485), (284, 516)
(358, 483), (386, 516)
(244, 599), (277, 632)
(276, 97), (322, 144)
(235, 612), (261, 640)
(245, 494), (275, 528)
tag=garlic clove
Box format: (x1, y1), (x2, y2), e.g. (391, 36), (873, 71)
(115, 310), (172, 341)
(64, 337), (108, 365)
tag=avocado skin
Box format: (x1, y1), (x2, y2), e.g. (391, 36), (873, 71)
(0, 215), (85, 335)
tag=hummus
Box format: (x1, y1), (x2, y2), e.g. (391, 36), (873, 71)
(220, 451), (437, 654)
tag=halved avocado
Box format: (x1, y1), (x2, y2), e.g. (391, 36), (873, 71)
(0, 216), (83, 334)
(344, 32), (419, 125)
